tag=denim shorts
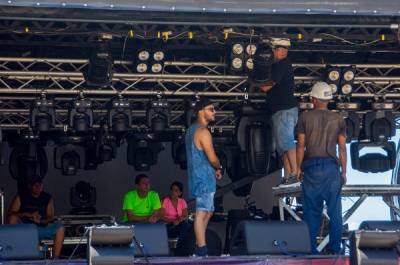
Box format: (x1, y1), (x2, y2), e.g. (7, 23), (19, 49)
(38, 223), (63, 240)
(196, 192), (215, 212)
(272, 107), (298, 155)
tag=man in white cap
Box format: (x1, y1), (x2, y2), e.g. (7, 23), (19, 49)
(296, 82), (347, 254)
(259, 38), (298, 185)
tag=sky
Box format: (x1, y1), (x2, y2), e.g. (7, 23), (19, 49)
(342, 130), (399, 230)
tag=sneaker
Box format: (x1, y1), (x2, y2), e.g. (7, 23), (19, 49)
(279, 174), (301, 188)
(193, 246), (208, 257)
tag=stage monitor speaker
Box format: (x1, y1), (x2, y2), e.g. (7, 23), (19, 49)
(132, 223), (169, 257)
(88, 225), (135, 265)
(0, 224), (40, 260)
(350, 230), (400, 265)
(229, 220), (311, 255)
(359, 221), (400, 231)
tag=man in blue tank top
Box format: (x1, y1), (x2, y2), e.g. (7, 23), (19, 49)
(185, 97), (222, 256)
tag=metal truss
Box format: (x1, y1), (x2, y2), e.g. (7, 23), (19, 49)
(0, 18), (398, 50)
(0, 57), (400, 130)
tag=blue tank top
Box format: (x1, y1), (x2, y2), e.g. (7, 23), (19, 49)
(185, 123), (216, 198)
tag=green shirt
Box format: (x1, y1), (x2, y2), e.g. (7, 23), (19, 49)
(122, 190), (161, 222)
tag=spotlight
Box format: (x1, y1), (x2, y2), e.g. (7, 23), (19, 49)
(107, 97), (131, 132)
(9, 142), (48, 182)
(151, 63), (163, 73)
(232, 43), (244, 55)
(54, 144), (85, 176)
(136, 63), (148, 73)
(230, 43), (244, 72)
(172, 135), (187, 169)
(351, 141), (396, 173)
(138, 50), (150, 61)
(69, 98), (93, 132)
(337, 102), (361, 142)
(30, 96), (56, 132)
(127, 136), (164, 171)
(235, 104), (273, 176)
(340, 66), (356, 95)
(364, 110), (395, 143)
(98, 134), (117, 162)
(184, 99), (197, 128)
(245, 44), (257, 56)
(342, 67), (355, 82)
(85, 41), (113, 87)
(250, 41), (273, 82)
(70, 181), (96, 215)
(146, 98), (170, 132)
(340, 83), (353, 95)
(245, 58), (254, 70)
(324, 67), (341, 94)
(134, 49), (150, 73)
(62, 151), (81, 175)
(151, 49), (165, 73)
(153, 50), (165, 61)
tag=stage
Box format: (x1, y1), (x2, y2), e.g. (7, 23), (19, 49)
(5, 256), (349, 265)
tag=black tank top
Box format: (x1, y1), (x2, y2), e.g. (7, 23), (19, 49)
(19, 192), (51, 224)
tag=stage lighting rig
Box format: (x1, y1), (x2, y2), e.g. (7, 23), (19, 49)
(146, 96), (170, 132)
(337, 102), (361, 142)
(70, 181), (97, 214)
(184, 99), (197, 128)
(108, 96), (132, 132)
(54, 143), (85, 176)
(69, 98), (93, 132)
(364, 104), (396, 143)
(127, 135), (164, 171)
(30, 94), (56, 132)
(250, 40), (273, 83)
(98, 133), (117, 162)
(351, 141), (396, 173)
(85, 41), (113, 88)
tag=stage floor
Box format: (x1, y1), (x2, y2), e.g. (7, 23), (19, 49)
(6, 255), (349, 265)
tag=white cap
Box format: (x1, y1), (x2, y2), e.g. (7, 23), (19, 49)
(310, 82), (333, 100)
(271, 38), (291, 48)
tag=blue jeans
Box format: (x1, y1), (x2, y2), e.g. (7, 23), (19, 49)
(302, 157), (343, 254)
(272, 107), (298, 155)
(196, 192), (215, 212)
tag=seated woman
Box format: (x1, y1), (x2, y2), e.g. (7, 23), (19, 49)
(161, 181), (190, 243)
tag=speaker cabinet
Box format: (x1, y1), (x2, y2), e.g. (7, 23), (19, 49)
(229, 220), (311, 255)
(0, 224), (40, 260)
(350, 230), (400, 265)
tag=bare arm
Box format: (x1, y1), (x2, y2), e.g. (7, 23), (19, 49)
(7, 195), (40, 224)
(296, 133), (306, 181)
(338, 134), (347, 185)
(148, 208), (163, 223)
(126, 210), (150, 222)
(259, 81), (275, 93)
(41, 198), (55, 225)
(196, 128), (221, 170)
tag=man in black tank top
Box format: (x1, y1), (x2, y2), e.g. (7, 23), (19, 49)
(7, 178), (65, 258)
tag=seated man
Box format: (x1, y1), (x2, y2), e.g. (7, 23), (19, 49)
(6, 177), (65, 259)
(122, 174), (163, 223)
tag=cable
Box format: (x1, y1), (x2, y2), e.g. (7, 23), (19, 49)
(66, 226), (90, 262)
(133, 236), (151, 264)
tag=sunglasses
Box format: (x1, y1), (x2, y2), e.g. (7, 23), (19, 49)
(204, 106), (216, 112)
